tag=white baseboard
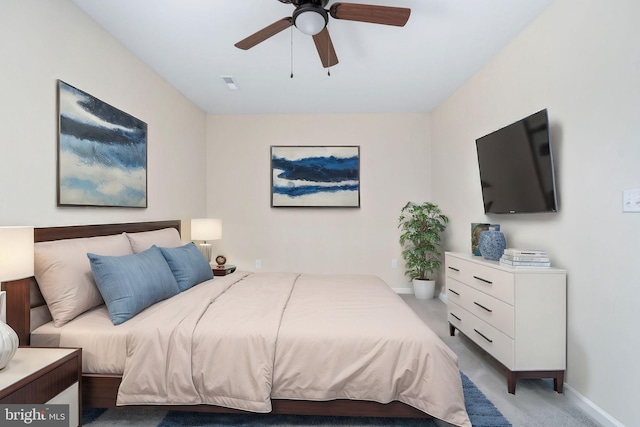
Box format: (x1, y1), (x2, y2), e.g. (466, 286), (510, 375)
(563, 384), (625, 427)
(393, 289), (450, 299)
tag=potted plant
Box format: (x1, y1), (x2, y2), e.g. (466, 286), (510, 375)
(398, 201), (449, 299)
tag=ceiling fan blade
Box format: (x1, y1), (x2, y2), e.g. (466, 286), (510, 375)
(329, 3), (411, 27)
(312, 27), (339, 68)
(235, 17), (293, 50)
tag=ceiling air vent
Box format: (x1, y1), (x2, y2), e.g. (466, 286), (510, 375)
(220, 76), (239, 90)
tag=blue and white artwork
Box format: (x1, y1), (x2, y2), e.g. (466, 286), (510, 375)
(58, 81), (147, 207)
(271, 146), (360, 207)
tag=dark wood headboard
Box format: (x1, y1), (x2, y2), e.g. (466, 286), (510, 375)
(2, 220), (182, 345)
(34, 220), (181, 242)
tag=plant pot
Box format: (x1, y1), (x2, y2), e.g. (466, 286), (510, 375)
(413, 279), (436, 299)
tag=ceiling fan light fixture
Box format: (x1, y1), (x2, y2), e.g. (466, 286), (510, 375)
(293, 5), (328, 36)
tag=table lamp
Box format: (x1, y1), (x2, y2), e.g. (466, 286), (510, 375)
(190, 219), (222, 263)
(0, 227), (34, 369)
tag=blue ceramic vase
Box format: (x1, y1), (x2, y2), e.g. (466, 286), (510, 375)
(478, 230), (506, 261)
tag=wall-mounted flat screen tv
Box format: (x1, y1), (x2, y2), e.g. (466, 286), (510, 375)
(475, 109), (558, 214)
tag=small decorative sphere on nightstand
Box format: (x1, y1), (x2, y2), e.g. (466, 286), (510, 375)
(215, 255), (227, 267)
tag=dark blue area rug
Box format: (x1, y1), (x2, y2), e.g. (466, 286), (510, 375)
(83, 372), (510, 426)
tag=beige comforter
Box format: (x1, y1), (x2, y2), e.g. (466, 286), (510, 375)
(117, 272), (471, 427)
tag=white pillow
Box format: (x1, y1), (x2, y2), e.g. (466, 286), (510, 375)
(124, 228), (182, 253)
(34, 233), (133, 327)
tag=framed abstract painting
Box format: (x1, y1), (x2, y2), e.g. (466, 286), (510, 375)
(271, 146), (360, 208)
(57, 80), (147, 208)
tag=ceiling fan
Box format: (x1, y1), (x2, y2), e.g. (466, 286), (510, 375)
(235, 0), (411, 68)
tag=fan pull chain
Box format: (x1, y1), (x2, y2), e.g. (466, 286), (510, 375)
(290, 26), (294, 78)
(327, 22), (331, 77)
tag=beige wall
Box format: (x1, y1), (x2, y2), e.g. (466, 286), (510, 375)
(0, 0), (207, 227)
(206, 114), (432, 290)
(432, 0), (639, 425)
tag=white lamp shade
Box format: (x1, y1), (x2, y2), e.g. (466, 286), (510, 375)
(295, 10), (326, 36)
(0, 227), (34, 282)
(191, 219), (222, 241)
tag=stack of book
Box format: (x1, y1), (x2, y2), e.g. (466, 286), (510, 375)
(499, 248), (551, 268)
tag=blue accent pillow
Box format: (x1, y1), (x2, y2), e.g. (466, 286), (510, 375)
(87, 246), (180, 325)
(159, 242), (214, 291)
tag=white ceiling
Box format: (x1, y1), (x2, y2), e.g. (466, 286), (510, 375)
(71, 0), (557, 115)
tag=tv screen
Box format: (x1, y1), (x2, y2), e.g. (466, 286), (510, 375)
(475, 109), (558, 214)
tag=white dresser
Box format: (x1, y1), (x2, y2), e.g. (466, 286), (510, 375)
(445, 252), (566, 394)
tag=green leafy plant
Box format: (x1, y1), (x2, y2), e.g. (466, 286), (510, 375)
(398, 201), (449, 280)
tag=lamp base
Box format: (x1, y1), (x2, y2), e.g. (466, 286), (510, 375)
(198, 243), (212, 263)
(0, 321), (19, 370)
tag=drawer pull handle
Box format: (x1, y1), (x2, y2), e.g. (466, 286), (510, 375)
(473, 275), (493, 285)
(448, 266), (460, 272)
(474, 329), (493, 343)
(450, 313), (461, 321)
(474, 301), (493, 313)
(449, 289), (460, 296)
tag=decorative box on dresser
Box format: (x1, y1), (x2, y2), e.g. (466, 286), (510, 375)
(445, 252), (566, 394)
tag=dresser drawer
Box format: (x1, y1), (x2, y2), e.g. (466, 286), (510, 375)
(447, 278), (514, 338)
(445, 257), (465, 282)
(446, 256), (514, 304)
(465, 310), (514, 369)
(449, 300), (514, 368)
(447, 301), (468, 333)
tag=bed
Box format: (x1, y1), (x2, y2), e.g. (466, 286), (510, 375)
(3, 220), (471, 427)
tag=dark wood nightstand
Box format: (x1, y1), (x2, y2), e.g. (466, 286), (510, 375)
(0, 347), (82, 426)
(212, 265), (236, 276)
